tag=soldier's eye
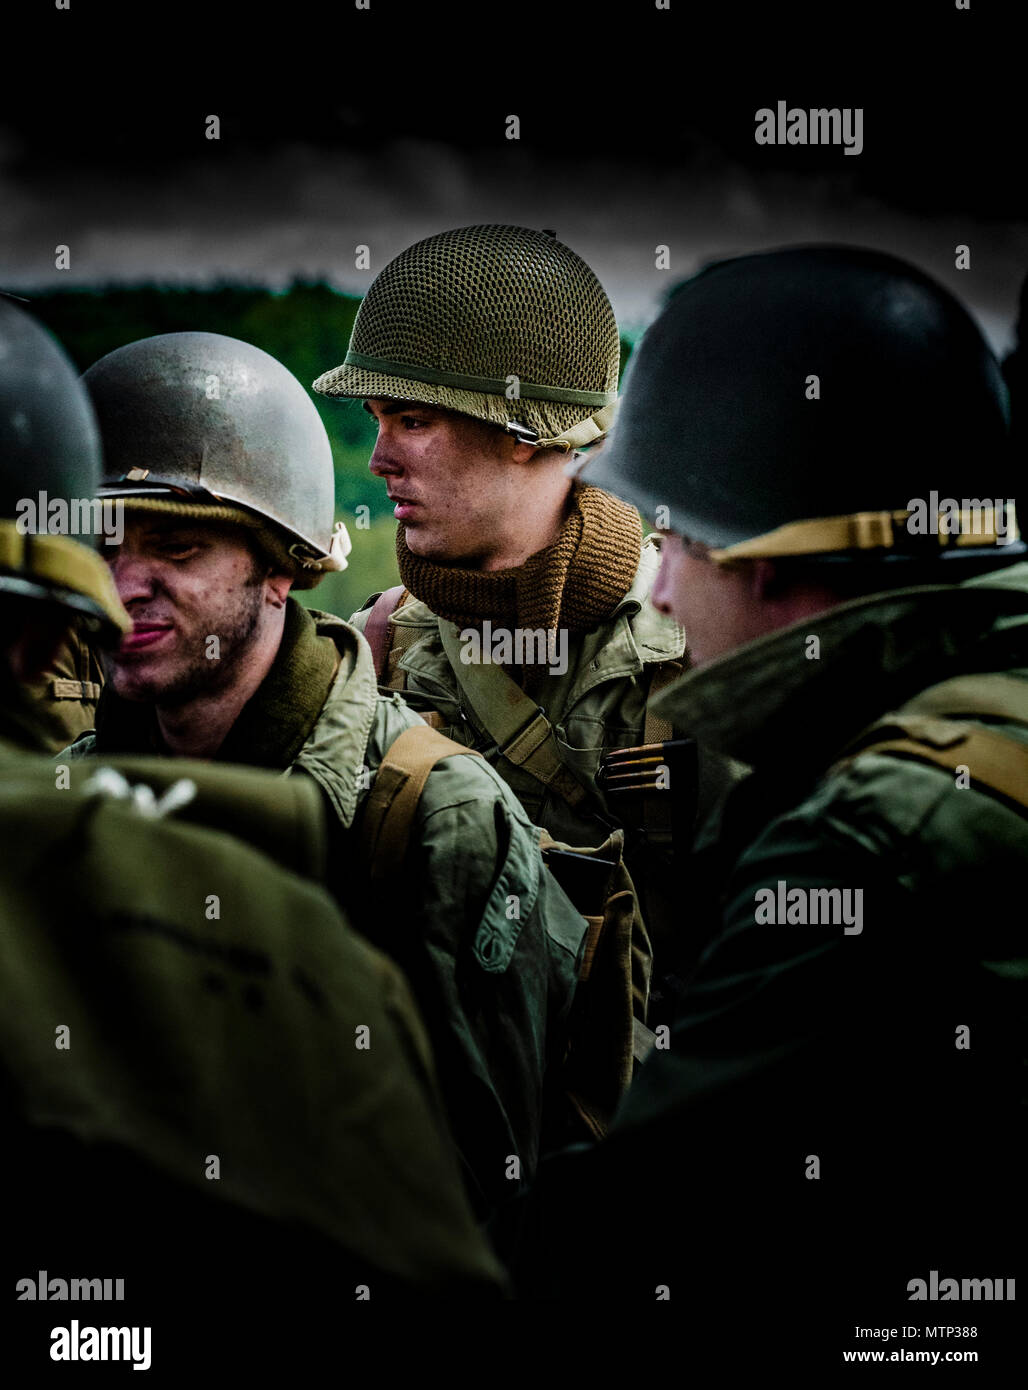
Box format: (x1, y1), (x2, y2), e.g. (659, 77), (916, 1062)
(401, 416), (427, 429)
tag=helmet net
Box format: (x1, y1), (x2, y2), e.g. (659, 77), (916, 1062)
(314, 225), (620, 444)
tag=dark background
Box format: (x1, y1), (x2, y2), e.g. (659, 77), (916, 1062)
(2, 0), (1025, 617)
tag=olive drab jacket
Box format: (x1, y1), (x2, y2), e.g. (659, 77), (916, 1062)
(0, 738), (506, 1302)
(512, 561), (1028, 1311)
(350, 537), (740, 981)
(16, 616), (105, 753)
(351, 540), (684, 839)
(64, 603), (588, 1215)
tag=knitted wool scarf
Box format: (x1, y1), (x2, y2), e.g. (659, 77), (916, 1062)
(396, 483), (643, 635)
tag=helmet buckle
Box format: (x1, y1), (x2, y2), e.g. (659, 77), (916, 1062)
(504, 421), (540, 445)
(287, 540), (322, 570)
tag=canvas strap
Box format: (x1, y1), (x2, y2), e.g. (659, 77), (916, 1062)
(363, 584), (408, 681)
(710, 505), (1019, 565)
(643, 659), (683, 746)
(359, 723), (482, 882)
(438, 621), (590, 809)
(832, 674), (1028, 814)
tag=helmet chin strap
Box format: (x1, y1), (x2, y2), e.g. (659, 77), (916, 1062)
(512, 404), (619, 456)
(293, 520), (352, 574)
(708, 506), (1022, 566)
(533, 403), (618, 453)
(112, 497), (352, 585)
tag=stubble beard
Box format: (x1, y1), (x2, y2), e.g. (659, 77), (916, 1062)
(109, 582), (266, 709)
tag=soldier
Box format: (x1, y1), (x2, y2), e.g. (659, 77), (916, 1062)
(511, 247), (1027, 1336)
(0, 298), (505, 1341)
(312, 225), (737, 1003)
(66, 330), (592, 1212)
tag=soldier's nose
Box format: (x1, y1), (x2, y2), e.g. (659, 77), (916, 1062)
(650, 571), (672, 616)
(109, 554), (157, 605)
(369, 447), (403, 479)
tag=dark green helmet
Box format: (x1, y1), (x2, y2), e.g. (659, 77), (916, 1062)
(0, 298), (128, 640)
(579, 246), (1021, 569)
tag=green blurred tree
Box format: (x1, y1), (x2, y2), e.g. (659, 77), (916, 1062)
(297, 514), (400, 621)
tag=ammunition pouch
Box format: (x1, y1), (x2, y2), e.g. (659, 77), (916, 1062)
(540, 827), (653, 1141)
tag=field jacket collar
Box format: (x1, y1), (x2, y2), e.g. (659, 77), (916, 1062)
(649, 563), (1028, 777)
(393, 536), (685, 717)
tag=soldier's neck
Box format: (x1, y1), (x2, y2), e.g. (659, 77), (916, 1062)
(477, 478), (573, 572)
(154, 617), (286, 760)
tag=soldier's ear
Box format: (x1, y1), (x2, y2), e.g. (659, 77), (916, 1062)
(263, 571), (293, 608)
(481, 418), (535, 466)
(509, 439), (542, 465)
(749, 558), (780, 601)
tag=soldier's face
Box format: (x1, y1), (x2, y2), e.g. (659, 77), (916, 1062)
(651, 533), (767, 667)
(103, 517), (272, 705)
(364, 398), (526, 565)
(653, 532), (846, 666)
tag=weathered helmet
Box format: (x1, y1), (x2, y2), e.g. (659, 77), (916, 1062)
(580, 246), (1021, 569)
(313, 224), (620, 452)
(0, 297), (129, 641)
(85, 332), (350, 589)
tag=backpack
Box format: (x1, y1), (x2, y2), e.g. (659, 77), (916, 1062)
(357, 722), (655, 1140)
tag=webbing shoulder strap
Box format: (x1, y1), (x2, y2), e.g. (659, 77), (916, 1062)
(438, 621), (590, 809)
(846, 725), (1028, 812)
(902, 672), (1028, 725)
(363, 585), (407, 681)
(643, 659), (684, 745)
(833, 673), (1028, 815)
(360, 723), (482, 882)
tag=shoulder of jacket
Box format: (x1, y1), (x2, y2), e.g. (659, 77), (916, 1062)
(773, 740), (1027, 878)
(70, 755), (329, 880)
(822, 668), (1028, 830)
(363, 689), (436, 766)
(350, 592), (435, 651)
(392, 593), (437, 627)
(304, 607), (366, 646)
(417, 742), (521, 819)
(369, 718), (539, 856)
(349, 603), (373, 634)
